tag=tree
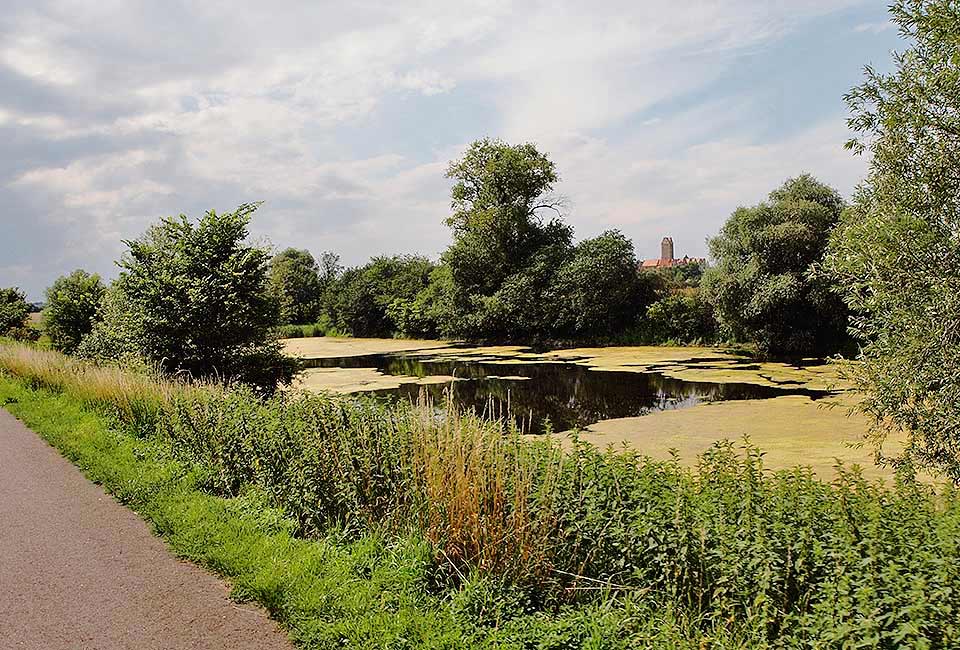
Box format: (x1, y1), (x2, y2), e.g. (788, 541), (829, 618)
(702, 174), (849, 356)
(824, 0), (960, 479)
(43, 270), (106, 354)
(442, 138), (571, 339)
(641, 292), (718, 345)
(329, 255), (435, 337)
(268, 248), (323, 324)
(551, 231), (652, 338)
(0, 287), (30, 336)
(82, 203), (296, 391)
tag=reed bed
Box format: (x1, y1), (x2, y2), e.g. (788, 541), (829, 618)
(2, 338), (960, 645)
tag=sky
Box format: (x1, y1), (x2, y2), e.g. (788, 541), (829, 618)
(1, 1), (903, 301)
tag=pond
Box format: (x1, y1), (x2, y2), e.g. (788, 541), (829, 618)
(300, 349), (833, 433)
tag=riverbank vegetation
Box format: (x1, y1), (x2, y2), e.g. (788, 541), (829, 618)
(0, 3), (958, 646)
(2, 339), (959, 647)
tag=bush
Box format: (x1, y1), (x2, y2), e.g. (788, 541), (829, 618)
(639, 291), (718, 345)
(43, 270), (106, 354)
(81, 204), (297, 392)
(276, 315), (342, 339)
(0, 287), (30, 335)
(328, 255), (435, 338)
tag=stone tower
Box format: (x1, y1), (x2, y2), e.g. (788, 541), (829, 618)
(660, 237), (674, 261)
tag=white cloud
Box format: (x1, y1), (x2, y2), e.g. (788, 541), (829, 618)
(854, 20), (894, 34)
(0, 0), (881, 297)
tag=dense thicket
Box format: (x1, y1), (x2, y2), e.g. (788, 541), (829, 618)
(703, 175), (849, 356)
(327, 255), (435, 338)
(43, 270), (105, 354)
(825, 0), (960, 479)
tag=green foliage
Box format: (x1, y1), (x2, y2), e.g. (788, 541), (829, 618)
(80, 203), (297, 392)
(329, 255), (435, 338)
(76, 283), (146, 366)
(0, 287), (30, 335)
(653, 260), (707, 290)
(638, 291), (718, 345)
(437, 140), (653, 342)
(388, 265), (455, 339)
(824, 0), (960, 480)
(3, 343), (960, 647)
(551, 231), (653, 338)
(43, 270), (105, 354)
(267, 248), (326, 325)
(276, 314), (343, 339)
(703, 175), (849, 356)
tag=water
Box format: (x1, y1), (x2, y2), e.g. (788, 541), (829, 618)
(303, 352), (831, 433)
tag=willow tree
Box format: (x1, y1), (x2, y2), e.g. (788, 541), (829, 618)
(703, 174), (848, 356)
(825, 0), (960, 479)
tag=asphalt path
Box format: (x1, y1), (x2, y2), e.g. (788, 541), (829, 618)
(0, 408), (294, 650)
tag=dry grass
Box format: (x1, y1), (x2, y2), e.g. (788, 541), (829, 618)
(408, 400), (558, 580)
(0, 343), (189, 428)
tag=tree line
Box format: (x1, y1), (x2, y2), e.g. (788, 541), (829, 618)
(264, 155), (849, 359)
(2, 0), (957, 477)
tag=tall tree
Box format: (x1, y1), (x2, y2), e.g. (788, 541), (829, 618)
(43, 270), (105, 354)
(703, 174), (848, 356)
(442, 138), (571, 338)
(551, 230), (651, 338)
(824, 0), (960, 479)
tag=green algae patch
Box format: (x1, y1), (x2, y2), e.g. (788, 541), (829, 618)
(547, 346), (849, 391)
(294, 367), (461, 394)
(283, 337), (453, 359)
(567, 394), (906, 481)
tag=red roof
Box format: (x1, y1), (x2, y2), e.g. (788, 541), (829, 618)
(639, 256), (705, 270)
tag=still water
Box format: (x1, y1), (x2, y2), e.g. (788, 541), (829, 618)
(303, 352), (830, 433)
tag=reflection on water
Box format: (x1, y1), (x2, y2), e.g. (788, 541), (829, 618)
(303, 353), (830, 433)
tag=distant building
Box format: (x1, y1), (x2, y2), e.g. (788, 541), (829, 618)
(639, 237), (706, 270)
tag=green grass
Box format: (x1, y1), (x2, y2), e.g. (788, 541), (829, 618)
(0, 374), (688, 649)
(277, 316), (346, 339)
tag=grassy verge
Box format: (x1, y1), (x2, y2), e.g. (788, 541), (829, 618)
(2, 340), (960, 648)
(0, 374), (703, 649)
(0, 375), (465, 647)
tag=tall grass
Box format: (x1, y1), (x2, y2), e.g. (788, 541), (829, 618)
(2, 339), (960, 645)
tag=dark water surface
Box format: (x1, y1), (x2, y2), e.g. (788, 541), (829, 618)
(304, 353), (831, 433)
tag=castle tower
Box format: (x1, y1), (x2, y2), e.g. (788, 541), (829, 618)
(660, 237), (674, 261)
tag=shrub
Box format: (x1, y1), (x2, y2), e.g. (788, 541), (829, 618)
(44, 270), (106, 354)
(83, 204), (297, 392)
(640, 291), (718, 345)
(0, 287), (30, 335)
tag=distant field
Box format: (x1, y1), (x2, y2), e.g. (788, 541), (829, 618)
(27, 313), (43, 326)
